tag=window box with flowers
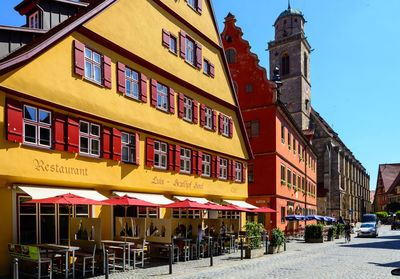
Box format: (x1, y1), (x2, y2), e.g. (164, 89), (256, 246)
(287, 183), (292, 189)
(281, 138), (285, 144)
(281, 179), (286, 185)
(288, 144), (291, 150)
(299, 154), (302, 160)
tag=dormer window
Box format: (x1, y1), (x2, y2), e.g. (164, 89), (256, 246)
(28, 11), (40, 29)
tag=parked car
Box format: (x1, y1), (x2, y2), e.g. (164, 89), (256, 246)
(357, 223), (378, 237)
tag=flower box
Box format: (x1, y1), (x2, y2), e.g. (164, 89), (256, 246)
(245, 247), (265, 258)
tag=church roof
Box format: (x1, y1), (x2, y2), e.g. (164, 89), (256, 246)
(275, 7), (304, 25)
(379, 164), (400, 194)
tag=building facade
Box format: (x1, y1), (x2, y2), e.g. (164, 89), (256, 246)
(267, 5), (370, 221)
(374, 164), (400, 212)
(0, 0), (252, 275)
(221, 14), (317, 232)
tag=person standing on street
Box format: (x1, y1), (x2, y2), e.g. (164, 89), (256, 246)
(344, 221), (351, 243)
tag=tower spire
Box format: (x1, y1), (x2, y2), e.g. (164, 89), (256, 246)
(288, 0), (291, 9)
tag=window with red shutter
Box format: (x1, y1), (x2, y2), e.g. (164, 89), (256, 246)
(209, 63), (215, 78)
(232, 161), (236, 181)
(229, 118), (233, 138)
(219, 113), (223, 134)
(195, 42), (202, 69)
(211, 155), (216, 178)
(174, 145), (181, 171)
(216, 156), (221, 178)
(193, 100), (198, 124)
(179, 31), (186, 59)
(54, 113), (66, 151)
(146, 138), (155, 167)
(73, 40), (85, 76)
(103, 55), (112, 89)
(102, 127), (112, 159)
(67, 116), (79, 153)
(162, 29), (170, 48)
(6, 99), (23, 143)
(178, 93), (184, 118)
(168, 88), (175, 114)
(117, 62), (126, 93)
(140, 73), (147, 102)
(112, 128), (121, 161)
(212, 110), (217, 131)
(197, 151), (202, 175)
(150, 79), (158, 107)
(228, 160), (232, 181)
(242, 163), (247, 183)
(200, 104), (206, 127)
(192, 150), (197, 174)
(121, 132), (138, 163)
(197, 0), (202, 13)
(168, 144), (175, 171)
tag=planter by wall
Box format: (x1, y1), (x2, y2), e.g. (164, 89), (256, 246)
(268, 245), (284, 254)
(305, 238), (323, 243)
(245, 247), (264, 259)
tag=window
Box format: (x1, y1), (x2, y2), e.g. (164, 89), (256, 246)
(121, 132), (136, 164)
(245, 84), (253, 93)
(281, 206), (286, 224)
(293, 138), (296, 154)
(281, 124), (285, 143)
(202, 153), (211, 177)
(288, 132), (291, 150)
(203, 59), (210, 75)
(180, 148), (191, 174)
(248, 163), (254, 183)
(245, 120), (259, 139)
(28, 11), (39, 29)
(23, 105), (51, 148)
(219, 158), (228, 180)
(205, 107), (213, 130)
(222, 116), (230, 137)
(19, 196), (37, 244)
(154, 141), (167, 169)
(281, 53), (290, 76)
(304, 53), (308, 78)
(287, 168), (292, 186)
(156, 83), (168, 111)
(183, 96), (193, 122)
(293, 173), (297, 189)
(188, 0), (196, 9)
(84, 48), (102, 84)
(79, 121), (100, 157)
(169, 35), (177, 54)
(235, 162), (242, 182)
(225, 49), (236, 64)
(125, 68), (139, 100)
(280, 164), (286, 184)
(185, 38), (195, 65)
(298, 175), (301, 190)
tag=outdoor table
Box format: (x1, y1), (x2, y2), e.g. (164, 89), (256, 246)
(34, 243), (79, 279)
(173, 238), (191, 261)
(101, 240), (130, 271)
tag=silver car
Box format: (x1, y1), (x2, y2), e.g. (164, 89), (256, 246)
(357, 223), (378, 237)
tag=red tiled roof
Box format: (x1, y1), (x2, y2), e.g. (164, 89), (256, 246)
(379, 164), (400, 193)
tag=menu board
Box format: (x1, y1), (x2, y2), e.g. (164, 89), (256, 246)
(8, 243), (38, 260)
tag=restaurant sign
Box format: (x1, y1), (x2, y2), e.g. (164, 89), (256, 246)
(8, 243), (38, 260)
(33, 159), (88, 176)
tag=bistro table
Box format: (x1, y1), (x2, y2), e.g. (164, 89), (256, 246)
(172, 238), (191, 261)
(34, 244), (80, 279)
(101, 240), (132, 271)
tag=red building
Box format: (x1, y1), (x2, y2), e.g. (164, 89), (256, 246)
(375, 164), (400, 212)
(221, 14), (318, 232)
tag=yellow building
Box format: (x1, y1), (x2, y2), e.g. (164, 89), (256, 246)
(0, 0), (252, 274)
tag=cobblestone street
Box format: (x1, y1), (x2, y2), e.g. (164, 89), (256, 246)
(99, 226), (400, 279)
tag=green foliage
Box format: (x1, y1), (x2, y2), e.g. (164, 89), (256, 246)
(244, 222), (264, 250)
(327, 226), (337, 239)
(304, 224), (323, 241)
(376, 211), (388, 219)
(395, 210), (400, 218)
(336, 224), (344, 236)
(270, 228), (285, 247)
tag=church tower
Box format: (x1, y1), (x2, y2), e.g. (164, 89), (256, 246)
(268, 3), (312, 131)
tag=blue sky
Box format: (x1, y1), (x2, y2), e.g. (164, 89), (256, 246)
(0, 0), (399, 190)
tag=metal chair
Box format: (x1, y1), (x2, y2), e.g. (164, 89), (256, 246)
(102, 243), (116, 274)
(75, 243), (96, 277)
(129, 239), (146, 269)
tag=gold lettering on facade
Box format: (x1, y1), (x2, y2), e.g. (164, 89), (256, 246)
(33, 159), (88, 176)
(151, 176), (164, 185)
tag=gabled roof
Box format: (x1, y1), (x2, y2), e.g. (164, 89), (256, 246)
(379, 164), (400, 194)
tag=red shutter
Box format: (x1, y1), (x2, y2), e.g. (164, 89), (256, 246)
(178, 93), (184, 118)
(6, 99), (23, 143)
(179, 31), (186, 59)
(54, 113), (66, 151)
(146, 138), (155, 167)
(242, 163), (246, 183)
(103, 55), (112, 89)
(219, 113), (223, 134)
(191, 150), (197, 174)
(102, 127), (111, 159)
(168, 144), (174, 171)
(209, 63), (215, 78)
(216, 156), (220, 178)
(197, 151), (202, 175)
(211, 155), (216, 178)
(162, 29), (170, 48)
(117, 62), (126, 93)
(228, 160), (232, 181)
(150, 79), (158, 107)
(200, 104), (206, 127)
(197, 0), (202, 13)
(232, 161), (236, 181)
(135, 133), (140, 165)
(112, 128), (121, 161)
(229, 118), (233, 138)
(174, 145), (181, 171)
(73, 40), (85, 76)
(168, 88), (175, 114)
(212, 110), (217, 131)
(193, 100), (198, 124)
(67, 116), (79, 153)
(195, 42), (202, 69)
(140, 73), (147, 102)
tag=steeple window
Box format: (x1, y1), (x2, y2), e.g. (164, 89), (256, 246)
(281, 53), (290, 76)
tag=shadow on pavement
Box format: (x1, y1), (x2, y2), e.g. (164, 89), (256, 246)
(368, 261), (400, 268)
(340, 239), (400, 250)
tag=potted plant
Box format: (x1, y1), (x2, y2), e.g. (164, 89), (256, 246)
(268, 228), (284, 254)
(305, 224), (323, 243)
(244, 222), (265, 259)
(327, 226), (336, 241)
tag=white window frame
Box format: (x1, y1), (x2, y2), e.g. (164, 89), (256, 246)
(28, 11), (39, 29)
(219, 158), (228, 180)
(23, 105), (52, 148)
(235, 162), (242, 182)
(202, 153), (211, 177)
(205, 107), (212, 130)
(125, 68), (139, 100)
(222, 116), (230, 137)
(79, 121), (101, 157)
(183, 96), (193, 122)
(154, 141), (168, 170)
(180, 147), (191, 174)
(156, 83), (168, 111)
(84, 48), (102, 84)
(203, 59), (210, 75)
(185, 38), (195, 65)
(121, 132), (136, 164)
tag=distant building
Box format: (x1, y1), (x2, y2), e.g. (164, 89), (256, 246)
(267, 4), (370, 221)
(375, 164), (400, 212)
(370, 190), (375, 212)
(221, 13), (318, 232)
